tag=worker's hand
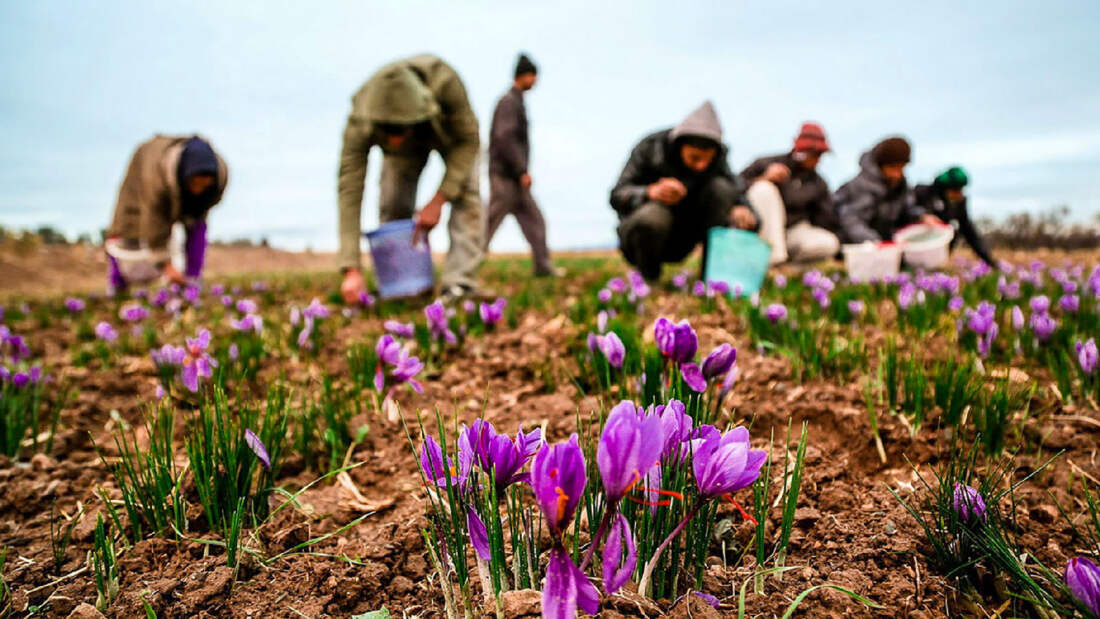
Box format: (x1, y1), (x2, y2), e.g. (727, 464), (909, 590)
(414, 191), (448, 244)
(520, 173), (532, 189)
(762, 162), (791, 184)
(162, 263), (187, 285)
(646, 178), (687, 205)
(730, 205), (757, 230)
(341, 268), (366, 305)
(920, 214), (946, 227)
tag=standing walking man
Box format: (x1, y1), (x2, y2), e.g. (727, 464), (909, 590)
(485, 53), (555, 276)
(337, 54), (483, 303)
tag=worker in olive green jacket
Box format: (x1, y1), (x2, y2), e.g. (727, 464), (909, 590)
(337, 54), (483, 303)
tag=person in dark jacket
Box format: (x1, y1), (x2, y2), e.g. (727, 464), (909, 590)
(913, 166), (994, 266)
(611, 101), (757, 282)
(485, 53), (554, 276)
(105, 135), (228, 293)
(740, 122), (839, 264)
(834, 136), (940, 243)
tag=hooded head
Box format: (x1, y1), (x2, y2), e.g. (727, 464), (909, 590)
(177, 137), (218, 201)
(363, 65), (438, 148)
(670, 101), (724, 173)
(934, 165), (969, 202)
(514, 53), (538, 90)
(871, 136), (911, 187)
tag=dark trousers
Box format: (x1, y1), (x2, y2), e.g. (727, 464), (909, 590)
(616, 176), (738, 282)
(486, 174), (552, 274)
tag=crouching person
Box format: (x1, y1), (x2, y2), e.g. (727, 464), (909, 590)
(610, 101), (757, 282)
(740, 122), (839, 264)
(105, 135), (228, 294)
(914, 166), (994, 266)
(834, 136), (939, 244)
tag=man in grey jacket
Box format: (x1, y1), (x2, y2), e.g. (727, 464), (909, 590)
(611, 101), (757, 282)
(834, 136), (940, 243)
(485, 53), (554, 276)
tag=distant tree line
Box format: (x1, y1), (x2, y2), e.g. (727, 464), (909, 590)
(976, 206), (1100, 250)
(0, 226), (269, 249)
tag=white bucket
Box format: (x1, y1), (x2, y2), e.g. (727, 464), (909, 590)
(842, 242), (902, 282)
(894, 223), (955, 269)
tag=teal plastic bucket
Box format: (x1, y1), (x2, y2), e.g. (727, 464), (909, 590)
(364, 220), (434, 299)
(703, 227), (772, 296)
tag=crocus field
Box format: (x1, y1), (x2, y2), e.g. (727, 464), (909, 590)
(2, 251), (1100, 619)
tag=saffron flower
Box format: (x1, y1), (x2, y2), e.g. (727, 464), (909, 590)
(1029, 312), (1057, 342)
(680, 362), (707, 392)
(597, 401), (664, 503)
(384, 320), (415, 338)
(478, 297), (507, 326)
(180, 329), (217, 392)
(425, 301), (457, 344)
(693, 427), (766, 499)
(602, 512), (638, 595)
(952, 482), (987, 523)
(94, 322), (119, 342)
(595, 332), (625, 369)
(847, 300), (865, 316)
(948, 296), (964, 312)
(1029, 295), (1050, 314)
(419, 434), (472, 493)
(1077, 338), (1098, 374)
(119, 303), (149, 323)
(654, 317), (697, 364)
(230, 313), (263, 333)
(390, 349), (425, 393)
(244, 429), (271, 470)
(1010, 306), (1024, 331)
(531, 436), (599, 619)
(764, 303), (788, 324)
(1059, 294), (1080, 313)
(597, 288), (613, 303)
(1066, 556), (1100, 617)
(64, 297), (85, 313)
(235, 299), (259, 314)
(701, 344), (736, 381)
(460, 419), (542, 491)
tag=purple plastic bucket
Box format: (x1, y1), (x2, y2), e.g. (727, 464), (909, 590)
(364, 219), (434, 299)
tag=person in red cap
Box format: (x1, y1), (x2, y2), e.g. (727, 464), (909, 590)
(740, 122), (839, 264)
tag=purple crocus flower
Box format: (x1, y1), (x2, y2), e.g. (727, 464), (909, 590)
(230, 313), (263, 333)
(1077, 338), (1098, 374)
(606, 277), (627, 294)
(478, 297), (507, 326)
(244, 429), (271, 470)
(376, 334), (403, 365)
(384, 320), (415, 338)
(773, 274), (787, 289)
(672, 273), (689, 289)
(425, 301), (457, 344)
(532, 436), (599, 619)
(228, 343), (239, 361)
(812, 287), (831, 309)
(597, 288), (613, 303)
(220, 295), (234, 307)
(952, 482), (987, 523)
(65, 297), (85, 313)
(119, 303), (149, 323)
(210, 284), (225, 296)
(701, 344), (736, 381)
(597, 401), (664, 503)
(692, 427), (766, 499)
(182, 285), (201, 305)
(467, 507), (491, 560)
(602, 512), (638, 595)
(180, 329), (216, 392)
(593, 332), (624, 369)
(847, 300), (865, 316)
(390, 349), (424, 393)
(151, 343), (186, 367)
(94, 322), (119, 342)
(948, 296), (964, 312)
(680, 362), (707, 392)
(596, 310), (609, 334)
(764, 303), (788, 324)
(654, 399), (693, 461)
(12, 372), (30, 388)
(1066, 557), (1100, 617)
(460, 420), (539, 491)
(897, 282), (920, 310)
(692, 281), (707, 297)
(1029, 312), (1057, 342)
(0, 366), (9, 382)
(1010, 306), (1025, 331)
(358, 291), (375, 308)
(303, 298), (330, 320)
(1029, 295), (1050, 314)
(419, 434), (472, 493)
(1059, 294), (1080, 314)
(235, 299), (258, 314)
(654, 317), (697, 364)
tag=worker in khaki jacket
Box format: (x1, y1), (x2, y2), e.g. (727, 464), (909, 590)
(337, 54), (483, 303)
(105, 135), (228, 294)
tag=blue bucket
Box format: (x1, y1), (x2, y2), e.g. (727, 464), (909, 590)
(364, 219), (434, 299)
(703, 227), (772, 297)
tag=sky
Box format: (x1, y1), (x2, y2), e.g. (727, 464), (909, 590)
(2, 1), (1099, 253)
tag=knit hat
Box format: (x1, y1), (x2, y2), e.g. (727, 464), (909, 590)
(514, 53), (537, 78)
(669, 100), (723, 145)
(872, 136), (911, 166)
(793, 122), (830, 153)
(364, 65), (436, 125)
(178, 137), (218, 180)
(934, 166), (969, 189)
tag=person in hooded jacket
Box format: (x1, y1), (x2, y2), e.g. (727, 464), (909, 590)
(834, 136), (940, 243)
(337, 54), (482, 303)
(913, 166), (994, 266)
(105, 135), (228, 294)
(485, 53), (555, 276)
(611, 101), (757, 282)
(740, 122), (840, 264)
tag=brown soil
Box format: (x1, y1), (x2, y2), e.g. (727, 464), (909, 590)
(1, 247), (1098, 619)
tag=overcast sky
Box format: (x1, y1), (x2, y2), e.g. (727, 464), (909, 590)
(2, 1), (1098, 252)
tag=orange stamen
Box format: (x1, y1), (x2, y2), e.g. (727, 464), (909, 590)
(722, 494), (758, 526)
(623, 471), (642, 494)
(555, 487), (569, 522)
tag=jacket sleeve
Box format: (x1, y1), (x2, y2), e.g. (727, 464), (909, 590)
(956, 200), (995, 265)
(490, 95), (527, 179)
(836, 188), (882, 243)
(337, 117), (372, 270)
(811, 189), (839, 231)
(609, 141), (652, 216)
(738, 156), (769, 187)
(903, 190), (928, 223)
(436, 73), (480, 200)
